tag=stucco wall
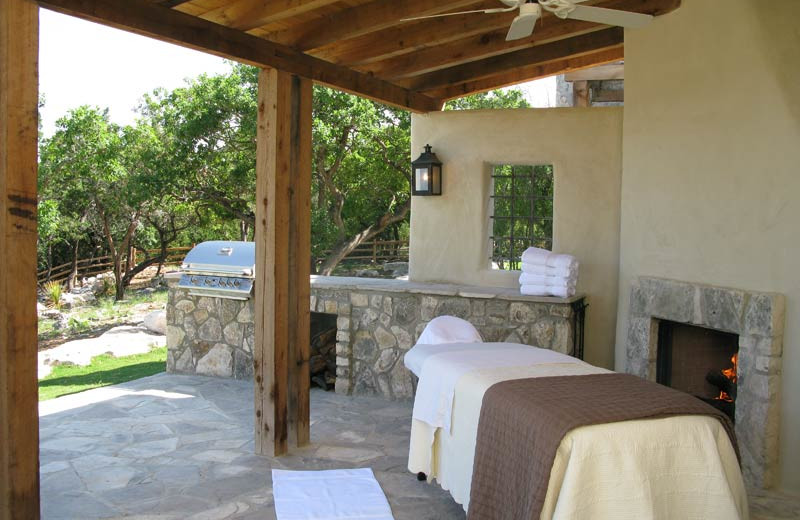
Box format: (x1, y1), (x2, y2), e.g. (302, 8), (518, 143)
(616, 0), (800, 492)
(410, 108), (622, 368)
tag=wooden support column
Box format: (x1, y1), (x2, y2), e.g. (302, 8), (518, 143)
(253, 68), (312, 457)
(0, 0), (41, 518)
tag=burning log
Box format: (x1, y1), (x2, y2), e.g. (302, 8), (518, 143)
(706, 369), (737, 399)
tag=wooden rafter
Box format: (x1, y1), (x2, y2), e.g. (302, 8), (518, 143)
(355, 0), (672, 80)
(197, 0), (341, 32)
(264, 0), (479, 51)
(401, 27), (624, 92)
(360, 19), (602, 80)
(37, 0), (441, 112)
(428, 46), (624, 100)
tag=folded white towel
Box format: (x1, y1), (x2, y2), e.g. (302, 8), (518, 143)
(519, 272), (577, 287)
(521, 262), (577, 278)
(521, 247), (578, 270)
(520, 284), (576, 298)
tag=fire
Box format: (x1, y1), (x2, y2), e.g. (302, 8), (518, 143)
(715, 353), (738, 403)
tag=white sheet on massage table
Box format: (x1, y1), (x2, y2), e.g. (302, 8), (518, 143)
(406, 342), (583, 433)
(407, 361), (748, 519)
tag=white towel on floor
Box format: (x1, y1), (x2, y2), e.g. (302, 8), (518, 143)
(519, 272), (577, 287)
(272, 468), (394, 520)
(520, 284), (575, 298)
(521, 247), (578, 270)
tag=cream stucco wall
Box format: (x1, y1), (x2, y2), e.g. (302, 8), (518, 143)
(616, 0), (800, 492)
(410, 108), (623, 368)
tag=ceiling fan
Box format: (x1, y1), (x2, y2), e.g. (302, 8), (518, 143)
(402, 0), (654, 42)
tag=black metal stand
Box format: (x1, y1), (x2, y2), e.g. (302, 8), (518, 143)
(570, 298), (588, 360)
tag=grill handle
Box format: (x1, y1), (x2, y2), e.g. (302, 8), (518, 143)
(218, 247), (234, 256)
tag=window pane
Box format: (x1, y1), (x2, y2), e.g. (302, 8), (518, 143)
(490, 163), (554, 270)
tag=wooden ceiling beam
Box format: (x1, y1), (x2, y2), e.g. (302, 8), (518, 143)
(563, 62), (624, 81)
(36, 0), (441, 112)
(427, 46), (624, 100)
(198, 0), (340, 32)
(264, 0), (478, 51)
(357, 0), (674, 79)
(401, 27), (623, 92)
(360, 20), (602, 80)
(310, 2), (517, 65)
(314, 0), (678, 68)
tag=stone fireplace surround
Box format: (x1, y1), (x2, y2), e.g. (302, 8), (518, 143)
(625, 276), (784, 489)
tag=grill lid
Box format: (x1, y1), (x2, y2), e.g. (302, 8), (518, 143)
(181, 241), (255, 276)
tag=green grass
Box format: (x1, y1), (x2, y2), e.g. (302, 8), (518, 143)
(39, 346), (168, 401)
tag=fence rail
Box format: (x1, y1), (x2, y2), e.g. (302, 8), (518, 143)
(39, 240), (408, 285)
(315, 239), (409, 264)
(37, 246), (192, 285)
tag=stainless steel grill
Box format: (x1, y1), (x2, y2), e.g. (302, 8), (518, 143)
(178, 241), (255, 300)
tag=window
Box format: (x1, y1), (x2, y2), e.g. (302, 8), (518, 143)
(489, 164), (554, 270)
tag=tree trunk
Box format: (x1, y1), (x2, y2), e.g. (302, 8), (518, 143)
(317, 198), (410, 276)
(45, 242), (53, 282)
(67, 240), (79, 290)
(240, 220), (250, 241)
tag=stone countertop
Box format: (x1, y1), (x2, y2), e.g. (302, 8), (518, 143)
(310, 275), (585, 304)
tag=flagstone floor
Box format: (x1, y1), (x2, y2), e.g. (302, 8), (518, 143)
(39, 373), (800, 520)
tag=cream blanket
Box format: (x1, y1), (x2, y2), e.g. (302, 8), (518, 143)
(408, 363), (748, 519)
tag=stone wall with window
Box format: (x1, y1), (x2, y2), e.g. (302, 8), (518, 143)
(409, 108), (622, 368)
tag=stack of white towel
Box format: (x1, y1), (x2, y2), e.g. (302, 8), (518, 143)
(518, 247), (578, 298)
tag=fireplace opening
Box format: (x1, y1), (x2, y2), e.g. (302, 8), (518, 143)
(310, 312), (337, 391)
(656, 320), (738, 422)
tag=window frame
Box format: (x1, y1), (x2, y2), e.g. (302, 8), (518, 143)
(488, 163), (554, 271)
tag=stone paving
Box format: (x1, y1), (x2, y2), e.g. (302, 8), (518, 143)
(39, 373), (465, 520)
(39, 373), (800, 520)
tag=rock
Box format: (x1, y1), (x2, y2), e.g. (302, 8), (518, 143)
(143, 310), (167, 335)
(195, 344), (233, 377)
(383, 261), (409, 277)
(41, 309), (63, 320)
(166, 326), (185, 349)
(355, 269), (380, 278)
(37, 302), (46, 314)
(198, 318), (222, 342)
(374, 326), (397, 350)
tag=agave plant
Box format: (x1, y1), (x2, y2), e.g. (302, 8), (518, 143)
(42, 280), (64, 310)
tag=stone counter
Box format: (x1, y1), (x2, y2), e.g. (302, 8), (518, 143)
(166, 276), (586, 400)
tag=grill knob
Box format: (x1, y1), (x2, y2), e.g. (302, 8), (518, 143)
(233, 279), (241, 287)
(190, 276), (199, 285)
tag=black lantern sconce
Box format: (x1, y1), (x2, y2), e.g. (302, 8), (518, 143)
(411, 144), (442, 196)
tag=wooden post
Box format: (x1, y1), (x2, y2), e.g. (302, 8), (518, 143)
(0, 0), (41, 518)
(573, 80), (590, 107)
(253, 68), (312, 457)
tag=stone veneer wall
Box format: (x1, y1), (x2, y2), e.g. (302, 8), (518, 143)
(624, 276), (784, 489)
(311, 277), (582, 399)
(166, 288), (254, 379)
(167, 277), (583, 401)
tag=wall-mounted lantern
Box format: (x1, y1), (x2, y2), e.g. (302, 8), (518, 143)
(411, 144), (442, 196)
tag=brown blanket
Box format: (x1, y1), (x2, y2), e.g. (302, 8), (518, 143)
(466, 373), (738, 520)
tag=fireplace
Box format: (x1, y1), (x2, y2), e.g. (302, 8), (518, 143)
(656, 321), (738, 421)
(624, 276), (784, 489)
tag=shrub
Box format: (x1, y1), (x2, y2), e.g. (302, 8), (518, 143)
(42, 280), (64, 309)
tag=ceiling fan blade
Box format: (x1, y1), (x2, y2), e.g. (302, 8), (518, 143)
(506, 13), (537, 41)
(400, 3), (517, 22)
(566, 5), (653, 28)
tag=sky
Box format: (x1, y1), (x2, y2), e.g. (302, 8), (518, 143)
(39, 9), (556, 137)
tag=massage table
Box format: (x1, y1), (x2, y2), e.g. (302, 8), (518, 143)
(405, 339), (748, 519)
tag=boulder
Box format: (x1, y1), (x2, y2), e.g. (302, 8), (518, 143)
(143, 310), (167, 335)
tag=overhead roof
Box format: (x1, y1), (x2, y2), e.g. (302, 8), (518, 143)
(38, 0), (680, 111)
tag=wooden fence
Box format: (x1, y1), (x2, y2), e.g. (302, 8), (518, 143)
(315, 239), (409, 264)
(39, 239), (409, 285)
(37, 246), (192, 285)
